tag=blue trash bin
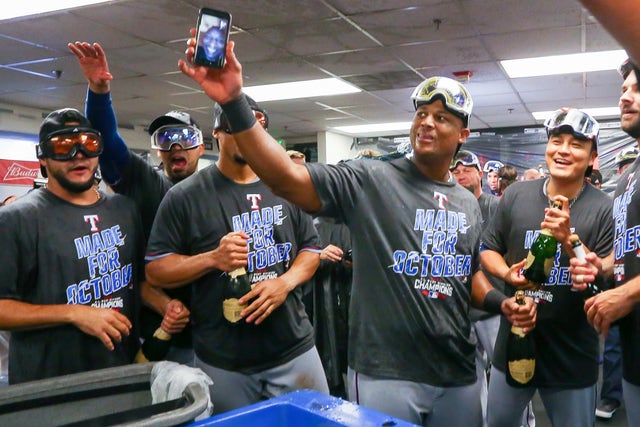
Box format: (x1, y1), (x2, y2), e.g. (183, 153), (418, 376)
(189, 389), (419, 427)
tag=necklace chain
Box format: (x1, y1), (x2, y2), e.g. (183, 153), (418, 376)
(542, 178), (584, 209)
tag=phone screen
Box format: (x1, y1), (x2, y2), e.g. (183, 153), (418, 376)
(194, 8), (232, 68)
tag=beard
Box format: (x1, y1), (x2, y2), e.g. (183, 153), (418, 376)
(623, 117), (640, 139)
(48, 166), (97, 193)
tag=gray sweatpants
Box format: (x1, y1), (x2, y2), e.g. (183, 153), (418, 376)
(487, 367), (596, 427)
(348, 367), (482, 426)
(195, 346), (329, 414)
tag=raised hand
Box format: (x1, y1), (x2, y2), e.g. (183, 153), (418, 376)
(68, 41), (112, 93)
(160, 299), (190, 334)
(178, 29), (243, 105)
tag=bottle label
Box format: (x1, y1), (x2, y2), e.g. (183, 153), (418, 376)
(524, 252), (535, 269)
(510, 326), (525, 338)
(543, 258), (554, 275)
(223, 298), (247, 323)
(508, 359), (535, 384)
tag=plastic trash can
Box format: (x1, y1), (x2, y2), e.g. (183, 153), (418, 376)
(0, 362), (210, 427)
(188, 389), (419, 427)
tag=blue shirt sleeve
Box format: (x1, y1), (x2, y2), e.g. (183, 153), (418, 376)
(85, 89), (130, 185)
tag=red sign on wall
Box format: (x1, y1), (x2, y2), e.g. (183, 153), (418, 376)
(0, 159), (39, 186)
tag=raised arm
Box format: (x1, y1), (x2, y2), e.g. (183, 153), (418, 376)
(177, 33), (322, 212)
(68, 41), (130, 185)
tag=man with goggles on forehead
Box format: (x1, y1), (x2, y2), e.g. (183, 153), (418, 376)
(146, 94), (329, 414)
(0, 108), (145, 384)
(70, 42), (194, 366)
(570, 58), (640, 426)
(483, 160), (504, 196)
(481, 107), (613, 426)
(178, 35), (536, 426)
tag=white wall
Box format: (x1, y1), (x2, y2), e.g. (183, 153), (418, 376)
(317, 131), (357, 164)
(0, 102), (152, 149)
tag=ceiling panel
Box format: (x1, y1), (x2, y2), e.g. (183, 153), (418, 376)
(0, 0), (628, 142)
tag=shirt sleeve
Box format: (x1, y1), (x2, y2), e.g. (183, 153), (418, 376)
(86, 89), (131, 186)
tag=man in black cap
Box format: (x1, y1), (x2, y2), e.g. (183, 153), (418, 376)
(70, 41), (194, 365)
(145, 96), (328, 414)
(0, 108), (144, 384)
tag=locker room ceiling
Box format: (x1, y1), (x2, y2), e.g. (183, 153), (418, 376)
(0, 0), (626, 143)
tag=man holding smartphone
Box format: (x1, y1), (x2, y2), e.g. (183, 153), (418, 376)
(177, 36), (537, 425)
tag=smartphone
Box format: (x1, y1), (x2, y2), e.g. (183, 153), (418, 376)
(194, 8), (232, 68)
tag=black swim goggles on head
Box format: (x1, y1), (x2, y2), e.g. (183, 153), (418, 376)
(151, 125), (203, 151)
(38, 130), (103, 160)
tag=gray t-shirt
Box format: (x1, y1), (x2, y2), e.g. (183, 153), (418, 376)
(481, 179), (613, 387)
(146, 164), (320, 373)
(0, 189), (143, 384)
(307, 157), (482, 386)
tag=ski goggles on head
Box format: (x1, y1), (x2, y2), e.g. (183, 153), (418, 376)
(38, 130), (103, 160)
(483, 160), (504, 173)
(411, 76), (473, 125)
(217, 110), (268, 134)
(450, 150), (480, 170)
(151, 125), (203, 151)
(544, 108), (600, 144)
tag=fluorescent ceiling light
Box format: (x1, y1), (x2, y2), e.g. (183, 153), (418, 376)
(332, 122), (411, 135)
(532, 107), (620, 121)
(244, 78), (360, 102)
(501, 50), (627, 78)
(0, 1), (113, 20)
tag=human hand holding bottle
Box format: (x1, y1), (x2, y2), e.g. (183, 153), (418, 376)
(161, 299), (190, 335)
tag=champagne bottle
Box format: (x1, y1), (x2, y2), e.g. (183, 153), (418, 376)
(523, 201), (562, 286)
(506, 290), (536, 387)
(135, 327), (171, 363)
(569, 234), (602, 298)
(223, 267), (252, 325)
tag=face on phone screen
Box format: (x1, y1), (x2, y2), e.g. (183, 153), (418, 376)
(195, 10), (231, 68)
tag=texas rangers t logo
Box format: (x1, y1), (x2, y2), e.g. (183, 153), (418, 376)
(247, 193), (262, 210)
(434, 191), (448, 209)
(84, 214), (100, 232)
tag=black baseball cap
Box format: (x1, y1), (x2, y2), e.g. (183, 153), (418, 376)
(213, 94), (269, 131)
(39, 108), (96, 144)
(148, 111), (200, 136)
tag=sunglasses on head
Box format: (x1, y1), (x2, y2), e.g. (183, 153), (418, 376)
(450, 150), (480, 170)
(218, 110), (268, 134)
(39, 131), (103, 160)
(151, 125), (203, 151)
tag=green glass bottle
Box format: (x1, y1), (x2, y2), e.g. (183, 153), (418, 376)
(134, 327), (171, 363)
(523, 201), (562, 286)
(223, 267), (252, 325)
(506, 290), (536, 387)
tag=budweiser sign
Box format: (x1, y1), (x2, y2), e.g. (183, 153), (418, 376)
(0, 160), (39, 185)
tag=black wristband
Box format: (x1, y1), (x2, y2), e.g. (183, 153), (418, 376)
(484, 289), (508, 314)
(221, 95), (257, 134)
